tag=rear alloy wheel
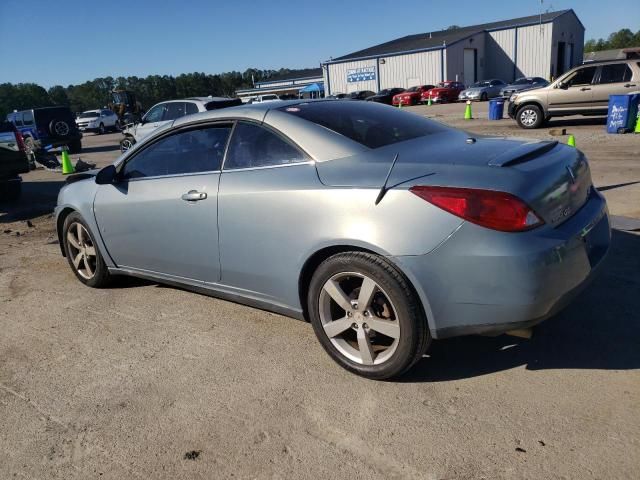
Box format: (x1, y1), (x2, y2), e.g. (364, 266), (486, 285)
(63, 212), (111, 287)
(308, 252), (430, 379)
(517, 105), (544, 129)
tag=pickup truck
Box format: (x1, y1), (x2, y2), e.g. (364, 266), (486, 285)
(0, 121), (30, 201)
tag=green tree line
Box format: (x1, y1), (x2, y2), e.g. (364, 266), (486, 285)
(0, 68), (306, 119)
(584, 28), (640, 52)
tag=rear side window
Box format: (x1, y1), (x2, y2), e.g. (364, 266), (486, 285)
(279, 101), (447, 149)
(122, 125), (232, 179)
(23, 111), (34, 126)
(224, 122), (305, 170)
(185, 102), (199, 115)
(163, 102), (186, 121)
(598, 64), (632, 84)
(566, 67), (596, 87)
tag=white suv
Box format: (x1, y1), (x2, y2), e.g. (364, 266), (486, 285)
(75, 109), (119, 134)
(120, 97), (241, 152)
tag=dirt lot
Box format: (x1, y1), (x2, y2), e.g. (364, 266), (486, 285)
(1, 104), (639, 479)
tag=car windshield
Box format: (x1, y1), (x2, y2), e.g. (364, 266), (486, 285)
(79, 111), (99, 118)
(472, 81), (490, 87)
(377, 89), (391, 95)
(405, 87), (418, 92)
(436, 83), (450, 88)
(513, 78), (533, 85)
(279, 101), (447, 149)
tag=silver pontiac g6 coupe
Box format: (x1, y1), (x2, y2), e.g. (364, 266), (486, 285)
(55, 100), (610, 379)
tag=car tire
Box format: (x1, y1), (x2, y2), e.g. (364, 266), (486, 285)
(120, 136), (135, 153)
(48, 118), (71, 138)
(68, 139), (82, 154)
(307, 252), (430, 380)
(98, 123), (105, 135)
(516, 104), (544, 129)
(62, 212), (112, 288)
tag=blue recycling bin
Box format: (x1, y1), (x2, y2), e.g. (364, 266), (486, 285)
(607, 94), (640, 133)
(488, 99), (505, 120)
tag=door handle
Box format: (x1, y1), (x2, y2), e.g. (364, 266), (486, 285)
(181, 190), (207, 202)
(580, 87), (591, 91)
(624, 84), (636, 88)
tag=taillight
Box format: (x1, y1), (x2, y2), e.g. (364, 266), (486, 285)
(14, 130), (26, 153)
(410, 186), (543, 232)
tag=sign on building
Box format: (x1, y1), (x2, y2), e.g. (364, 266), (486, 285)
(347, 67), (376, 83)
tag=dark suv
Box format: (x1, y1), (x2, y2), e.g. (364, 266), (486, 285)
(6, 106), (82, 154)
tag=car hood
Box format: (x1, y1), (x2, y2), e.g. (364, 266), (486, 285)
(76, 116), (99, 123)
(502, 84), (533, 91)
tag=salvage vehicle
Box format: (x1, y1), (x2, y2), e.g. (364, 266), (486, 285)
(366, 88), (406, 105)
(509, 60), (640, 129)
(499, 77), (549, 99)
(0, 121), (29, 201)
(76, 109), (120, 134)
(6, 107), (82, 154)
(109, 90), (144, 126)
(392, 85), (434, 106)
(421, 82), (466, 103)
(458, 79), (506, 101)
(56, 100), (611, 379)
(119, 96), (242, 152)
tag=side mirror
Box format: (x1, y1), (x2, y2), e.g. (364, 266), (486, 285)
(557, 81), (568, 90)
(95, 164), (118, 185)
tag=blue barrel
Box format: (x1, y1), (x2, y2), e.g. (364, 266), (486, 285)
(607, 94), (640, 133)
(488, 99), (505, 120)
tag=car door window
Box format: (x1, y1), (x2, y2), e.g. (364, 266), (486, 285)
(22, 111), (34, 126)
(122, 124), (232, 180)
(164, 102), (187, 121)
(565, 67), (596, 87)
(185, 102), (199, 115)
(224, 122), (306, 170)
(144, 104), (165, 123)
(598, 64), (632, 84)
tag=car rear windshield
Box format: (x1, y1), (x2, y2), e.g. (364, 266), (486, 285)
(279, 101), (447, 149)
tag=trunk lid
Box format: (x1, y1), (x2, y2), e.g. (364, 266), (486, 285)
(315, 131), (592, 228)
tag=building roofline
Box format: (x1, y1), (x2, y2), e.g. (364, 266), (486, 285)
(255, 74), (323, 86)
(324, 9), (577, 66)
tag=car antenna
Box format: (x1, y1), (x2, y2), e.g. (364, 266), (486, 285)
(375, 153), (399, 205)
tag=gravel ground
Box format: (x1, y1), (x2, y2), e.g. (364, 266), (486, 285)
(1, 105), (639, 479)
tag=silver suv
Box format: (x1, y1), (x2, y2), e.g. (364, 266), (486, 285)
(120, 97), (241, 152)
(508, 60), (640, 128)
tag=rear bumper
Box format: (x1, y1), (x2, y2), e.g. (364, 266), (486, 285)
(392, 189), (611, 339)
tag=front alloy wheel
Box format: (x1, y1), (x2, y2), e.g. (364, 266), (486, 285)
(517, 105), (543, 129)
(308, 252), (430, 379)
(63, 212), (111, 287)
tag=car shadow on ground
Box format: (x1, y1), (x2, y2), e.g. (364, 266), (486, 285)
(80, 144), (120, 154)
(0, 180), (65, 223)
(545, 116), (607, 128)
(401, 229), (640, 383)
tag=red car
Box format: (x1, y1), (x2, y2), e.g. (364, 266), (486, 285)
(421, 81), (466, 103)
(392, 85), (434, 106)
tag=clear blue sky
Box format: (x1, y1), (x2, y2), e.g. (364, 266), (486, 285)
(1, 0), (637, 87)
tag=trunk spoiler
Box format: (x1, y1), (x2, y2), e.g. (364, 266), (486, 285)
(488, 141), (559, 167)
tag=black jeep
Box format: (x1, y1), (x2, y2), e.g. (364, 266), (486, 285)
(6, 106), (83, 155)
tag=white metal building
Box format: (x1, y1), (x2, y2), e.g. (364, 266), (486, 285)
(323, 10), (584, 95)
(236, 68), (323, 102)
